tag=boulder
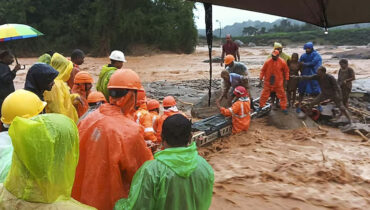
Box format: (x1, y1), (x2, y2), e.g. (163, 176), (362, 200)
(248, 42), (256, 47)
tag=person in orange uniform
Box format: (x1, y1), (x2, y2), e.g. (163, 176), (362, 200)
(156, 96), (184, 143)
(134, 90), (157, 144)
(258, 50), (290, 114)
(72, 71), (94, 118)
(217, 86), (251, 134)
(78, 91), (106, 122)
(147, 99), (160, 136)
(72, 69), (153, 210)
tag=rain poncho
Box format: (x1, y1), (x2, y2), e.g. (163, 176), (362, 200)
(96, 64), (118, 101)
(0, 114), (94, 209)
(38, 53), (52, 65)
(24, 63), (59, 100)
(298, 42), (322, 95)
(72, 103), (153, 210)
(67, 64), (80, 89)
(259, 57), (289, 110)
(114, 142), (214, 210)
(0, 132), (12, 183)
(44, 53), (79, 122)
(220, 97), (251, 134)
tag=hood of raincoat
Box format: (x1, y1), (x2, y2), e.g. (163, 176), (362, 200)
(4, 114), (79, 203)
(96, 64), (118, 101)
(303, 42), (314, 50)
(24, 63), (59, 100)
(50, 53), (74, 82)
(274, 42), (283, 49)
(154, 142), (198, 178)
(38, 53), (52, 65)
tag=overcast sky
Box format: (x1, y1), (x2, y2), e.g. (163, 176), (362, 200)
(194, 3), (281, 29)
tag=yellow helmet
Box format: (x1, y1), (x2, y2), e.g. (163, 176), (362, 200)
(1, 89), (47, 125)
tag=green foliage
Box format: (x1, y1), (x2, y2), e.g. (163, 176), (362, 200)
(238, 28), (370, 46)
(0, 0), (197, 56)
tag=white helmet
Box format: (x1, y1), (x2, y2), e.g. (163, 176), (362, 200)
(109, 50), (126, 62)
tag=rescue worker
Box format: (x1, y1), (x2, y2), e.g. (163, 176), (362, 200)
(268, 42), (291, 63)
(115, 114), (214, 210)
(97, 50), (126, 101)
(72, 69), (153, 210)
(0, 90), (46, 183)
(67, 49), (85, 89)
(268, 42), (291, 108)
(338, 59), (355, 108)
(297, 42), (322, 112)
(24, 63), (59, 100)
(147, 99), (160, 135)
(287, 53), (303, 107)
(156, 96), (184, 143)
(44, 53), (79, 122)
(217, 86), (251, 134)
(219, 70), (252, 107)
(259, 50), (289, 114)
(221, 34), (240, 67)
(0, 50), (21, 131)
(134, 90), (157, 144)
(0, 113), (94, 209)
(72, 71), (94, 117)
(224, 54), (248, 76)
(293, 66), (353, 124)
(78, 91), (106, 122)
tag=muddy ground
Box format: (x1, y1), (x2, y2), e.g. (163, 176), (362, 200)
(12, 46), (370, 209)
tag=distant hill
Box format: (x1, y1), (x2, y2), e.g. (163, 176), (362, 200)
(198, 18), (370, 37)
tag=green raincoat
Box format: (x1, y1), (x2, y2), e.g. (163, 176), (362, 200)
(0, 114), (94, 209)
(38, 53), (52, 65)
(0, 132), (12, 183)
(96, 64), (117, 101)
(114, 142), (214, 210)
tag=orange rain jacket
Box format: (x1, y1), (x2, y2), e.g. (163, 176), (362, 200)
(259, 58), (289, 110)
(72, 103), (153, 210)
(71, 85), (90, 118)
(220, 97), (251, 133)
(134, 104), (157, 142)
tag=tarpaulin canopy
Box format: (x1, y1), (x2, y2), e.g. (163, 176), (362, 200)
(192, 0), (370, 28)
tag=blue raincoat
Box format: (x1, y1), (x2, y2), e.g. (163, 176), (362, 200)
(298, 42), (322, 95)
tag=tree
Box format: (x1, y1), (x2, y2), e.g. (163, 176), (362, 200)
(242, 26), (258, 36)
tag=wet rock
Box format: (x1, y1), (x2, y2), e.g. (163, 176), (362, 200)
(203, 57), (223, 63)
(268, 109), (318, 130)
(234, 40), (244, 47)
(248, 42), (256, 47)
(332, 48), (370, 59)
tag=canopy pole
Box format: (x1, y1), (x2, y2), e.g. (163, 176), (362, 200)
(204, 3), (213, 107)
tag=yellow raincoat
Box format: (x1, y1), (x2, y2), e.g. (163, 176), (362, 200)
(0, 114), (94, 209)
(44, 53), (79, 122)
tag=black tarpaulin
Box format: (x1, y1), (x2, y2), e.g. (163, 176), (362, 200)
(193, 0), (370, 28)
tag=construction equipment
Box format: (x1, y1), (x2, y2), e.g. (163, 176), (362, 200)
(190, 98), (271, 146)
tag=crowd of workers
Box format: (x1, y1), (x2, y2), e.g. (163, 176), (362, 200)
(0, 34), (355, 209)
(217, 35), (354, 133)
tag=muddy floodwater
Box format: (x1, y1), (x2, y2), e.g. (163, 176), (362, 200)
(13, 46), (370, 209)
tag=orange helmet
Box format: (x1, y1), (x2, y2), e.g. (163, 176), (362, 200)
(147, 99), (160, 111)
(108, 69), (144, 91)
(74, 71), (94, 84)
(87, 91), (107, 103)
(224, 54), (235, 65)
(137, 89), (147, 104)
(163, 96), (176, 107)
